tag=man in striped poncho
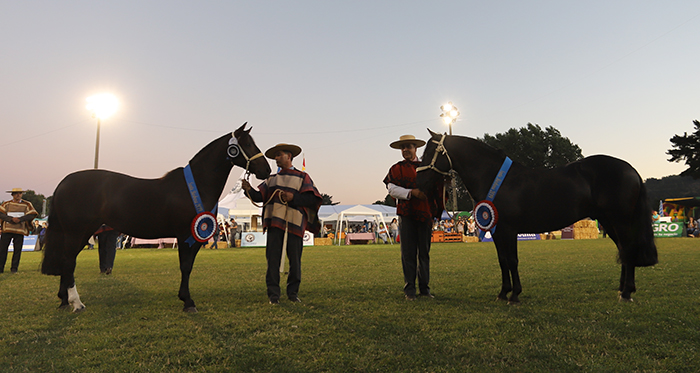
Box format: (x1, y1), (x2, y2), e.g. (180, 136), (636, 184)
(242, 143), (322, 305)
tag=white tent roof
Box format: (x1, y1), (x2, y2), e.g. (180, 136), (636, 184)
(219, 187), (262, 217)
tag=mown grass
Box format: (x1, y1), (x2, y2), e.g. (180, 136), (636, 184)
(0, 238), (698, 372)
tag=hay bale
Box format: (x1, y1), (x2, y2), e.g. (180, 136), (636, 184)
(573, 219), (599, 239)
(463, 236), (479, 243)
(314, 237), (333, 246)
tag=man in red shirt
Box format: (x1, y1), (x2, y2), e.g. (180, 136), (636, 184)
(384, 135), (443, 300)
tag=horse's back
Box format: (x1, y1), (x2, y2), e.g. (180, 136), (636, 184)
(51, 169), (183, 235)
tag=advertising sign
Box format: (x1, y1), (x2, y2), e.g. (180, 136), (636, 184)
(653, 221), (683, 238)
(481, 232), (541, 242)
(240, 231), (316, 247)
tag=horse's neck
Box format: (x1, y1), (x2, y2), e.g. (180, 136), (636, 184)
(447, 136), (507, 201)
(187, 138), (232, 205)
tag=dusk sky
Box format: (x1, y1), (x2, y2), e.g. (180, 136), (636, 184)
(2, 2), (699, 205)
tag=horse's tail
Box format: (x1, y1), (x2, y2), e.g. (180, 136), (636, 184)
(629, 180), (658, 267)
(41, 208), (65, 276)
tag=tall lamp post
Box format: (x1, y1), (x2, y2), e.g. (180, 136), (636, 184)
(440, 102), (460, 217)
(86, 93), (119, 169)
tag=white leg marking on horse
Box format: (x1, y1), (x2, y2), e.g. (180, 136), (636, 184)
(67, 285), (86, 312)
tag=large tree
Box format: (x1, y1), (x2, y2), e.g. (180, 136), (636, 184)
(667, 120), (700, 179)
(480, 123), (583, 168)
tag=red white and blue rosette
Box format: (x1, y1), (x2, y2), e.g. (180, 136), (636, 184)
(474, 200), (498, 232)
(191, 211), (217, 243)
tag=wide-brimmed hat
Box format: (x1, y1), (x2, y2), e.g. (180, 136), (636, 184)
(265, 143), (302, 159)
(390, 134), (426, 149)
(6, 188), (26, 194)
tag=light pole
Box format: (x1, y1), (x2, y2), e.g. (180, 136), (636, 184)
(86, 93), (118, 169)
(440, 102), (460, 217)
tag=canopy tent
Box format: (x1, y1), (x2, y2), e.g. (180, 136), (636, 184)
(334, 204), (392, 245)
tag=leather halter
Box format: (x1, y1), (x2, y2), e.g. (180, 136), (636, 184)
(233, 134), (264, 177)
(416, 133), (453, 176)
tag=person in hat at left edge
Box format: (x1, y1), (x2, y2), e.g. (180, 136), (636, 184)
(0, 188), (38, 273)
(241, 143), (322, 305)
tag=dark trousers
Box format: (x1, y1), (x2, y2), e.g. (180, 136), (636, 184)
(97, 230), (119, 272)
(399, 217), (432, 296)
(0, 233), (24, 272)
(266, 227), (303, 300)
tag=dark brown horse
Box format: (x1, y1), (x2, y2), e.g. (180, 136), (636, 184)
(416, 130), (657, 304)
(42, 123), (271, 312)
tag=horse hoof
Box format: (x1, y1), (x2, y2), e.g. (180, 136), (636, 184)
(58, 304), (70, 311)
(183, 306), (198, 313)
(507, 300), (521, 306)
(72, 305), (86, 313)
(618, 295), (634, 303)
(496, 296), (508, 302)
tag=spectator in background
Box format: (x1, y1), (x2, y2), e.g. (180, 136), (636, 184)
(389, 218), (399, 240)
(377, 222), (389, 244)
(687, 217), (699, 237)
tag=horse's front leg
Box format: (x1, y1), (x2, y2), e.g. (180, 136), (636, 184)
(494, 245), (512, 302)
(177, 240), (202, 313)
(618, 264), (636, 302)
(493, 230), (521, 304)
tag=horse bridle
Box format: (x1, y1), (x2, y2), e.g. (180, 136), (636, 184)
(228, 133), (264, 178)
(416, 133), (453, 176)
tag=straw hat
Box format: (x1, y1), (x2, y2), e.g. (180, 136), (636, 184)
(265, 143), (302, 159)
(6, 188), (26, 194)
(390, 134), (426, 149)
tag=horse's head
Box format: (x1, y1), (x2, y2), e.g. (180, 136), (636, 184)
(231, 123), (271, 180)
(416, 129), (452, 195)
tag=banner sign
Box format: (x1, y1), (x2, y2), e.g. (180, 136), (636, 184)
(481, 232), (541, 242)
(241, 231), (316, 247)
(8, 235), (37, 252)
(653, 221), (683, 238)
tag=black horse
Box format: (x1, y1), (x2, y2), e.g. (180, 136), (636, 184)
(41, 123), (271, 312)
(416, 130), (657, 304)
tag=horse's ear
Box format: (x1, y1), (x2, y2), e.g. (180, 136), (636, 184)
(427, 128), (439, 137)
(234, 122), (249, 137)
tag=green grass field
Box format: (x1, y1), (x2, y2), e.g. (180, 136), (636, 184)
(1, 238), (699, 372)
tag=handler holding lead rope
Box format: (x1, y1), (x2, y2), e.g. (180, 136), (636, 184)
(384, 135), (444, 301)
(242, 143), (322, 305)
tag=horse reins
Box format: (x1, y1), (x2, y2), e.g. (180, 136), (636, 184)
(416, 133), (454, 219)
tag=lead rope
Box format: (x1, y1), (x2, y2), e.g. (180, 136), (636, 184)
(244, 185), (290, 274)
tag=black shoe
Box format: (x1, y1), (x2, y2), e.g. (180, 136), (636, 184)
(419, 292), (435, 299)
(269, 298), (280, 305)
(288, 296), (302, 303)
(405, 294), (417, 301)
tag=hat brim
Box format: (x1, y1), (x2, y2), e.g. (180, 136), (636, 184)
(390, 139), (426, 149)
(265, 144), (302, 159)
(6, 189), (26, 194)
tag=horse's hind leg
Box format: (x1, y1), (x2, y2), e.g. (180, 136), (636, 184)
(619, 264), (636, 302)
(56, 234), (87, 312)
(58, 272), (85, 312)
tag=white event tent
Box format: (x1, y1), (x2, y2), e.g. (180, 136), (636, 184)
(331, 204), (393, 245)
